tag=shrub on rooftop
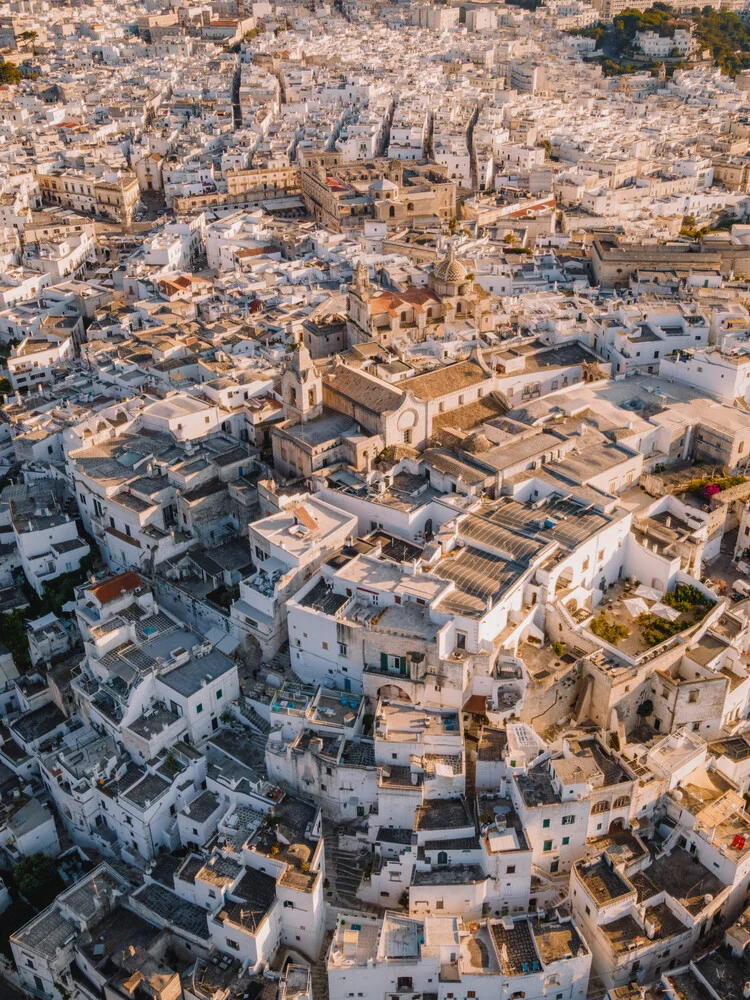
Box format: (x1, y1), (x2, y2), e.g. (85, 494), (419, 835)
(590, 613), (630, 645)
(662, 583), (715, 615)
(638, 613), (684, 647)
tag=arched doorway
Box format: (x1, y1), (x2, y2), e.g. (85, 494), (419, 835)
(378, 684), (411, 702)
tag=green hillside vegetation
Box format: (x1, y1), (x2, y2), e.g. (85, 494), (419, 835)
(568, 5), (750, 77)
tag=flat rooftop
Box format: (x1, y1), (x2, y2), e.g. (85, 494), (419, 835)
(516, 765), (561, 808)
(696, 950), (750, 1000)
(460, 923), (500, 974)
(645, 848), (727, 915)
(532, 920), (587, 964)
(577, 858), (634, 906)
(329, 917), (381, 968)
(377, 701), (460, 741)
(414, 797), (472, 832)
(413, 864), (487, 886)
(131, 881), (210, 940)
(491, 919), (541, 977)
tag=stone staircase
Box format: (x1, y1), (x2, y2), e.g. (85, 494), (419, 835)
(323, 825), (378, 915)
(326, 837), (363, 903)
(310, 930), (333, 1000)
(243, 704), (271, 735)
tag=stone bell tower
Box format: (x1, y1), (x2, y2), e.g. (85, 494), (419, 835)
(281, 343), (322, 425)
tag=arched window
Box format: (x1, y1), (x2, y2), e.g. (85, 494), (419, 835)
(401, 312), (407, 322)
(389, 205), (395, 218)
(437, 851), (448, 866)
(613, 796), (630, 809)
(592, 800), (610, 814)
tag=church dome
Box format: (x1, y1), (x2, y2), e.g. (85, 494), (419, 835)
(369, 177), (398, 193)
(434, 245), (467, 284)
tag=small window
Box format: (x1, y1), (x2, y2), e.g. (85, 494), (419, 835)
(216, 689), (222, 699)
(543, 840), (552, 852)
(562, 836), (570, 846)
(226, 939), (240, 951)
(542, 818), (550, 829)
(562, 815), (575, 825)
(196, 703), (203, 714)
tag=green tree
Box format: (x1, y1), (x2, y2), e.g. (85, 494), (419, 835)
(1, 609), (30, 669)
(41, 544), (99, 614)
(537, 138), (553, 159)
(0, 377), (10, 396)
(13, 854), (63, 909)
(0, 61), (22, 85)
(567, 23), (609, 48)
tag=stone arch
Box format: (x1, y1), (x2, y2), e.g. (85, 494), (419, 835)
(378, 683), (411, 702)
